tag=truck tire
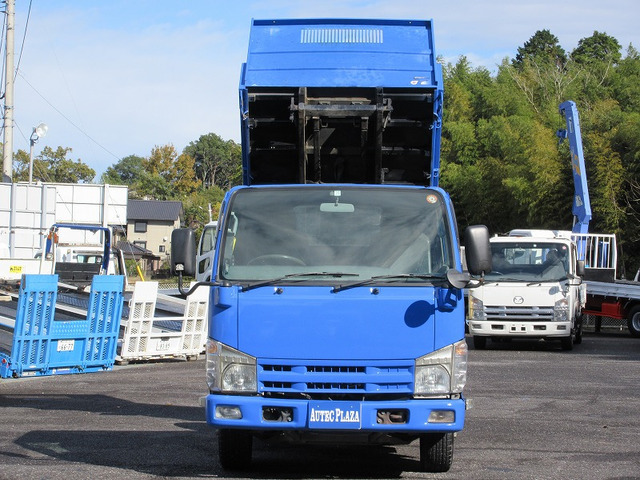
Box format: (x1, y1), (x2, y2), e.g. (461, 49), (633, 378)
(419, 432), (454, 472)
(218, 429), (252, 470)
(561, 334), (574, 351)
(473, 336), (487, 350)
(574, 315), (583, 345)
(627, 305), (640, 338)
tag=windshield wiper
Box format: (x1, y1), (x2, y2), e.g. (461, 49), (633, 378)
(529, 275), (570, 285)
(241, 272), (358, 292)
(487, 277), (529, 283)
(332, 273), (446, 293)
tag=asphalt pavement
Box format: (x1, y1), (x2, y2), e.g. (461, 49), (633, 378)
(1, 332), (639, 480)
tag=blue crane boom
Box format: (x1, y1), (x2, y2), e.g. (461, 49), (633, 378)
(557, 100), (592, 234)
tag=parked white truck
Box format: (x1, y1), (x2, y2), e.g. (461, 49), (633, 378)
(468, 230), (586, 350)
(0, 182), (128, 285)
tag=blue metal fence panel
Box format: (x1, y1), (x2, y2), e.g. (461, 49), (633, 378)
(0, 274), (125, 378)
(83, 275), (125, 369)
(0, 275), (58, 378)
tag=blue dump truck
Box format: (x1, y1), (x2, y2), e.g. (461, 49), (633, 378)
(172, 18), (491, 472)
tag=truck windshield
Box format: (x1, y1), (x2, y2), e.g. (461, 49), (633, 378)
(487, 242), (570, 282)
(219, 186), (454, 283)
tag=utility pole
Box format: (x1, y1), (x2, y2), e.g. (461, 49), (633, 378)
(2, 0), (15, 182)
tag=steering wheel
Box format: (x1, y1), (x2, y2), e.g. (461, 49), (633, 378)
(247, 254), (306, 266)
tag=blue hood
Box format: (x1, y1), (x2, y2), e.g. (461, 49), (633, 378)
(211, 285), (463, 360)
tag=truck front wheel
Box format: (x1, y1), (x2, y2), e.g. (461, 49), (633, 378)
(574, 315), (583, 345)
(561, 333), (574, 351)
(627, 305), (640, 338)
(419, 432), (454, 472)
(473, 336), (487, 350)
(218, 429), (252, 470)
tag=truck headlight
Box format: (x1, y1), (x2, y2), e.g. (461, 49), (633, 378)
(469, 296), (486, 321)
(206, 339), (257, 393)
(415, 340), (468, 395)
(554, 298), (569, 322)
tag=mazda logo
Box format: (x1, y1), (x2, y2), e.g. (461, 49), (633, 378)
(513, 296), (524, 304)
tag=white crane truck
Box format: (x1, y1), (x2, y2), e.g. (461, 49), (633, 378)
(468, 229), (586, 350)
(468, 101), (593, 349)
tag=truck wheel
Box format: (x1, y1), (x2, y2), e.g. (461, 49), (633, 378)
(218, 429), (252, 470)
(419, 432), (454, 472)
(473, 336), (487, 350)
(561, 334), (574, 351)
(574, 315), (583, 345)
(627, 305), (640, 338)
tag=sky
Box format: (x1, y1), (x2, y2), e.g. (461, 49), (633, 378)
(5, 0), (639, 180)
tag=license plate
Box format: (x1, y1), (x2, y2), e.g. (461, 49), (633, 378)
(156, 340), (171, 351)
(308, 402), (361, 429)
(57, 340), (75, 352)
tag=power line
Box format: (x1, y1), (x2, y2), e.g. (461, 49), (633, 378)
(16, 69), (121, 161)
(14, 0), (32, 77)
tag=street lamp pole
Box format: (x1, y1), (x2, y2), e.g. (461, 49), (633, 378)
(29, 123), (48, 184)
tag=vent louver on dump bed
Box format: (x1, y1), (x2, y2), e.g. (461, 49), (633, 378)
(300, 28), (384, 44)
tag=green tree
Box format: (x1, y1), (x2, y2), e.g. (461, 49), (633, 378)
(572, 31), (622, 65)
(612, 45), (640, 112)
(570, 32), (624, 105)
(181, 186), (226, 239)
(143, 144), (201, 198)
(183, 133), (242, 190)
(513, 29), (567, 69)
(12, 146), (95, 183)
(135, 171), (173, 200)
(100, 155), (146, 185)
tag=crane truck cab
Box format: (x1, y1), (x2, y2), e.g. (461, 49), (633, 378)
(468, 230), (586, 350)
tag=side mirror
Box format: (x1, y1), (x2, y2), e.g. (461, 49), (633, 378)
(171, 228), (196, 276)
(446, 268), (472, 289)
(464, 225), (492, 276)
(576, 259), (585, 277)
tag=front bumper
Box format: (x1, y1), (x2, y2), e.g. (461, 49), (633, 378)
(205, 394), (465, 433)
(469, 320), (572, 337)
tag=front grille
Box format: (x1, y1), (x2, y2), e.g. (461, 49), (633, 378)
(259, 359), (413, 395)
(484, 305), (554, 321)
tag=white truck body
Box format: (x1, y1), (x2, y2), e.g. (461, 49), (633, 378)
(468, 233), (586, 350)
(0, 183), (127, 282)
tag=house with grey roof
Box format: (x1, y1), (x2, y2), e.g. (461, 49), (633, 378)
(126, 199), (183, 271)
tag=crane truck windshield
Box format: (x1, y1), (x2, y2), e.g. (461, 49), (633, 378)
(218, 186), (454, 284)
(487, 242), (570, 282)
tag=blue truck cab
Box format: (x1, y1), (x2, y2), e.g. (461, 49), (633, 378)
(173, 18), (491, 472)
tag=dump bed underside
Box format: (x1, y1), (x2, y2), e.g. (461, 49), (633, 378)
(246, 86), (436, 184)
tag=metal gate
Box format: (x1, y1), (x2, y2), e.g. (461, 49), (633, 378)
(118, 281), (208, 363)
(0, 274), (125, 378)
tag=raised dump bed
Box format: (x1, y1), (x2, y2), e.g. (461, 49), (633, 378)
(0, 274), (125, 378)
(117, 281), (208, 363)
